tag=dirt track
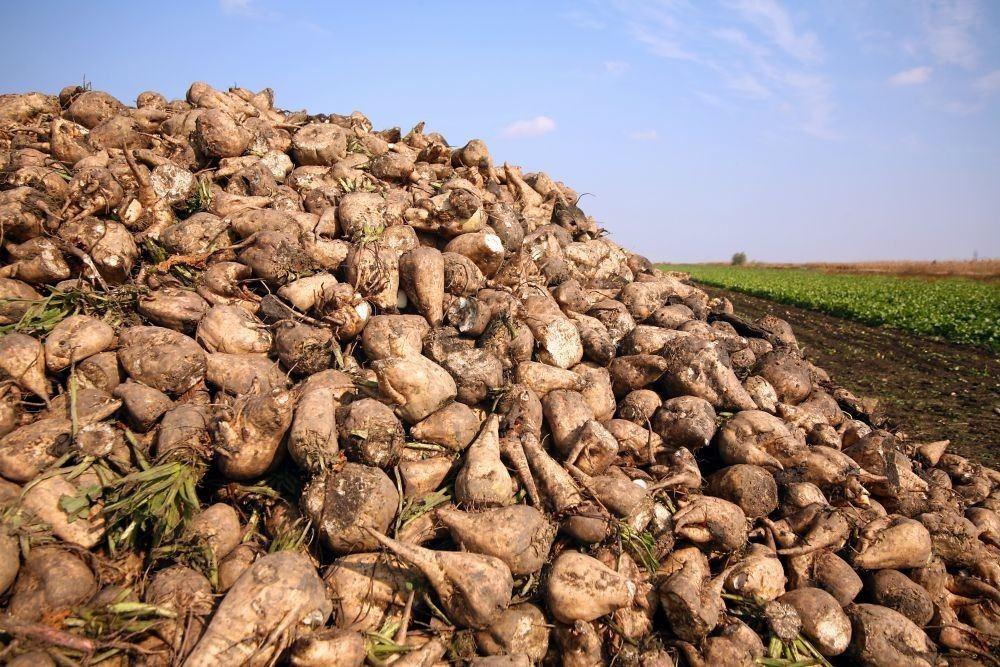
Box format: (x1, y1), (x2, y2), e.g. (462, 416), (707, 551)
(702, 286), (1000, 467)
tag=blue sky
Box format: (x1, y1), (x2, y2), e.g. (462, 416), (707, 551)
(1, 0), (998, 262)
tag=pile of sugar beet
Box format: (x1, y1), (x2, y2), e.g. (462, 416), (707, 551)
(0, 82), (998, 667)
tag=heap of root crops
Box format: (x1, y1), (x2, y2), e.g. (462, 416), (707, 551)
(0, 82), (998, 667)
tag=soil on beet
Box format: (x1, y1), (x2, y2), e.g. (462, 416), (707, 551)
(701, 286), (1000, 467)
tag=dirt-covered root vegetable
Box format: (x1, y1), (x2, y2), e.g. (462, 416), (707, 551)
(657, 547), (725, 643)
(918, 510), (985, 567)
(288, 384), (338, 473)
(455, 414), (514, 507)
(514, 361), (584, 397)
(196, 304), (272, 355)
(287, 628), (365, 667)
(707, 464), (778, 519)
(410, 401), (480, 451)
(442, 251), (485, 296)
(0, 278), (41, 325)
(544, 551), (636, 624)
(218, 544), (257, 592)
(113, 380), (172, 430)
(138, 287), (211, 332)
(852, 515), (933, 570)
(444, 230), (506, 277)
(845, 603), (937, 667)
(672, 495), (748, 552)
(371, 354), (457, 424)
(723, 543), (786, 601)
(21, 475), (104, 548)
(769, 505), (852, 558)
(617, 389), (662, 425)
(651, 395), (717, 451)
(522, 295), (583, 369)
(399, 456), (452, 499)
(867, 569), (935, 627)
(336, 397), (404, 467)
(757, 350), (813, 405)
(42, 314), (114, 372)
(0, 332), (49, 400)
(273, 321), (334, 375)
(213, 388), (293, 480)
(345, 242), (399, 311)
(0, 528), (19, 594)
(474, 603), (550, 662)
(715, 409), (805, 470)
(552, 620), (605, 667)
(186, 503), (241, 562)
(520, 431), (583, 513)
(779, 588), (851, 656)
(436, 504), (555, 575)
(399, 246), (445, 326)
(541, 388), (592, 453)
(0, 418), (72, 482)
(324, 552), (418, 632)
(361, 314), (429, 360)
(440, 348), (504, 405)
(302, 463), (398, 554)
(367, 529), (513, 629)
(291, 122), (348, 165)
(7, 546), (97, 621)
(117, 326), (206, 394)
(184, 551), (331, 667)
(608, 354), (669, 396)
(143, 565), (215, 660)
(658, 334), (756, 410)
(788, 550), (864, 607)
(567, 466), (653, 529)
(967, 507), (1000, 547)
(205, 352), (286, 395)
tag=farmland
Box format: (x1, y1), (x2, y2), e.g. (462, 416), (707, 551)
(664, 264), (1000, 351)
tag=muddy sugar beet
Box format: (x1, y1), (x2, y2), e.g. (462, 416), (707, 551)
(0, 81), (997, 666)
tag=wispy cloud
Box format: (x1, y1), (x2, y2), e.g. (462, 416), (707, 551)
(729, 0), (823, 63)
(220, 0), (253, 16)
(628, 129), (659, 141)
(594, 1), (835, 138)
(974, 69), (1000, 96)
(922, 0), (981, 68)
(501, 116), (556, 139)
(604, 60), (630, 75)
(724, 73), (771, 99)
(630, 25), (700, 62)
(564, 7), (606, 31)
(889, 66), (933, 86)
(219, 0), (327, 33)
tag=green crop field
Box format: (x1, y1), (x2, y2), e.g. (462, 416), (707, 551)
(662, 265), (1000, 351)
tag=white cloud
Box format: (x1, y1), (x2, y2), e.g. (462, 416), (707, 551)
(974, 69), (1000, 95)
(888, 66), (933, 86)
(579, 1), (835, 138)
(628, 129), (659, 141)
(220, 0), (253, 15)
(630, 25), (700, 62)
(604, 60), (630, 75)
(729, 0), (823, 63)
(923, 0), (980, 68)
(501, 116), (556, 139)
(565, 8), (606, 31)
(724, 73), (771, 99)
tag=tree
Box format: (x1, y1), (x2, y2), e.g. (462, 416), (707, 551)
(731, 252), (747, 266)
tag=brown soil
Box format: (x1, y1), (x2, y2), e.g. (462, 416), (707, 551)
(701, 286), (1000, 467)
